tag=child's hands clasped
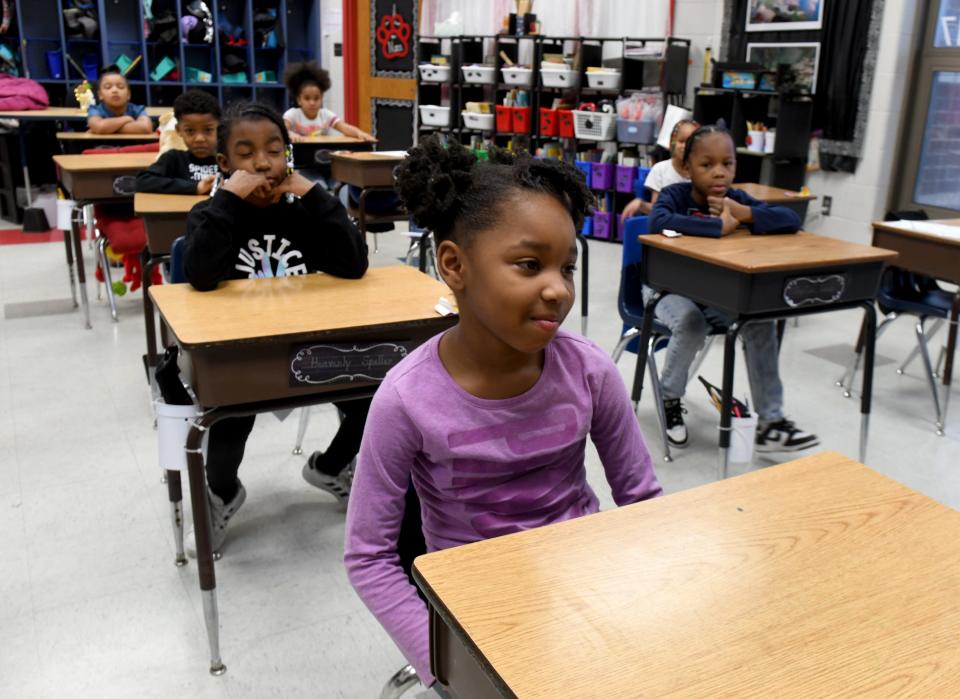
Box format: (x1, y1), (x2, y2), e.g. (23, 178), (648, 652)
(270, 172), (315, 201)
(221, 169), (273, 199)
(196, 175), (216, 195)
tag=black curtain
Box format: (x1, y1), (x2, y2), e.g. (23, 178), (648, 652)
(726, 0), (875, 143)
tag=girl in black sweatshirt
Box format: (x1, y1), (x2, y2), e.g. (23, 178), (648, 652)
(181, 101), (369, 556)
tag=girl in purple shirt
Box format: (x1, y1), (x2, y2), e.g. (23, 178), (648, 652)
(344, 137), (662, 690)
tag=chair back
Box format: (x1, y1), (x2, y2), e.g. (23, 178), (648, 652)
(618, 215), (650, 325)
(169, 235), (188, 284)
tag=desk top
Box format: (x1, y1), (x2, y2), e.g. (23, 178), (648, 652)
(296, 134), (368, 145)
(53, 152), (159, 173)
(56, 131), (159, 141)
(640, 229), (897, 273)
(0, 106), (167, 120)
(329, 151), (406, 162)
(415, 452), (960, 697)
(734, 182), (815, 203)
(872, 218), (960, 248)
(134, 192), (206, 215)
(150, 265), (451, 347)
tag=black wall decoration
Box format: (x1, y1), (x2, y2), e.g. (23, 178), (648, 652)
(371, 98), (415, 151)
(372, 0), (417, 76)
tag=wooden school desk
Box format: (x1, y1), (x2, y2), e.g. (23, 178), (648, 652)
(734, 182), (815, 221)
(134, 192), (206, 368)
(871, 218), (960, 433)
(53, 151), (159, 328)
(56, 130), (159, 154)
(633, 229), (897, 477)
(0, 107), (166, 207)
(149, 266), (456, 675)
(414, 451), (960, 698)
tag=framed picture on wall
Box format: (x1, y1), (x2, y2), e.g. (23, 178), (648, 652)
(746, 42), (821, 93)
(746, 0), (824, 32)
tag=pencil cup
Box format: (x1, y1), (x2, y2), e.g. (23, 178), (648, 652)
(727, 413), (758, 463)
(746, 130), (765, 153)
(156, 401), (203, 471)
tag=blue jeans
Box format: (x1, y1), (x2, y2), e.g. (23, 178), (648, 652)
(643, 287), (784, 421)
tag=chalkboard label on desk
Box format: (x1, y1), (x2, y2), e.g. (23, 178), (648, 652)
(289, 342), (414, 386)
(783, 273), (846, 308)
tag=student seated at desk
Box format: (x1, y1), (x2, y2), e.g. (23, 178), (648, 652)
(86, 65), (154, 135)
(648, 124), (819, 453)
(622, 118), (698, 219)
(181, 101), (369, 555)
(136, 90), (220, 195)
(282, 61), (375, 143)
(344, 137), (662, 691)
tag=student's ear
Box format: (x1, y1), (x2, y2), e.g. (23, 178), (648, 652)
(435, 240), (466, 292)
(216, 153), (229, 173)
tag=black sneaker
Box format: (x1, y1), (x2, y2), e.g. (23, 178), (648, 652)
(755, 418), (819, 454)
(663, 399), (689, 448)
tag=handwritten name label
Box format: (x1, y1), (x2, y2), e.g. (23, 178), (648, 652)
(289, 342), (413, 386)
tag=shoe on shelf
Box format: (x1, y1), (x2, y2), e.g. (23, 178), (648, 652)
(302, 452), (355, 503)
(662, 398), (689, 448)
(185, 482), (247, 558)
(755, 418), (820, 454)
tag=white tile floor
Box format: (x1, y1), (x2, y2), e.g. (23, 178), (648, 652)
(1, 225), (958, 698)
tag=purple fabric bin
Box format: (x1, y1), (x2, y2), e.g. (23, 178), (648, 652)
(591, 162), (614, 190)
(592, 211), (613, 239)
(615, 165), (636, 193)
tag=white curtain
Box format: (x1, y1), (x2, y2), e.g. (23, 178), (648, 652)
(420, 0), (671, 38)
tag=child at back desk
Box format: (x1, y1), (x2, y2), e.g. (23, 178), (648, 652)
(86, 65), (154, 134)
(282, 61), (375, 142)
(344, 137), (662, 690)
(136, 90), (220, 195)
(180, 101), (369, 555)
(622, 118), (699, 219)
(647, 124), (819, 453)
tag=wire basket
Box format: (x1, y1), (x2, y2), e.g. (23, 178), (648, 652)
(573, 110), (617, 141)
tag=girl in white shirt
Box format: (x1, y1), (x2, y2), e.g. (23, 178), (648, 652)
(282, 61), (376, 143)
(621, 118), (699, 219)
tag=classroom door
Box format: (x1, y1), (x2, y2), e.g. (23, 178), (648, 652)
(343, 0), (418, 150)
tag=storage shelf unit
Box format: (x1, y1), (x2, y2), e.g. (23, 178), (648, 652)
(12, 0), (320, 110)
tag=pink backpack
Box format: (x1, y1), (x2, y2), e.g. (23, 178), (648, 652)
(0, 74), (49, 110)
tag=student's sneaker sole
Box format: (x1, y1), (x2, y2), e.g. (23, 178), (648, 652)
(302, 462), (352, 503)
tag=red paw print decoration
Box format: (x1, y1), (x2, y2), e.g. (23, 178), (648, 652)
(376, 11), (411, 60)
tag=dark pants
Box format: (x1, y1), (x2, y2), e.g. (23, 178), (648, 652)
(205, 397), (372, 502)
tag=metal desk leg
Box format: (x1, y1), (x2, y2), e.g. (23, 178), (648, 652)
(358, 188), (373, 252)
(71, 203), (91, 329)
(858, 302), (877, 462)
(142, 251), (167, 372)
(62, 212), (78, 307)
(632, 291), (665, 407)
(17, 121), (32, 208)
(577, 234), (589, 336)
(166, 470), (187, 567)
(185, 413), (226, 676)
(718, 321), (743, 481)
(941, 293), (959, 435)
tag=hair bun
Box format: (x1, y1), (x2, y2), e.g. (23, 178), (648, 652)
(394, 136), (476, 236)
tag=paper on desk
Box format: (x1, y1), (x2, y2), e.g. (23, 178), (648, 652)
(371, 150), (409, 157)
(882, 220), (960, 240)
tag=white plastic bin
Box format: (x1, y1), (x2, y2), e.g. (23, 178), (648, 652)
(156, 401), (203, 471)
(540, 67), (579, 88)
(56, 198), (76, 231)
(462, 111), (495, 131)
(573, 110), (617, 141)
(727, 413), (758, 463)
(419, 105), (451, 127)
(501, 66), (533, 87)
(585, 70), (622, 90)
(418, 63), (451, 82)
(462, 64), (496, 84)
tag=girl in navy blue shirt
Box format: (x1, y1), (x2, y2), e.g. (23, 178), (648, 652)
(645, 125), (818, 455)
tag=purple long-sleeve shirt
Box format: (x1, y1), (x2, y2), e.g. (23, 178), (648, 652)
(344, 330), (662, 684)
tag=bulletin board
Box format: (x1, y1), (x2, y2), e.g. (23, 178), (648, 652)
(371, 98), (415, 150)
(371, 0), (417, 77)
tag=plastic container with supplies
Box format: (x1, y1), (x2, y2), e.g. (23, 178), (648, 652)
(512, 106), (531, 134)
(557, 109), (575, 138)
(728, 413), (758, 463)
(462, 111), (495, 131)
(747, 130), (765, 152)
(591, 162), (614, 190)
(634, 167), (651, 197)
(592, 211), (614, 240)
(573, 110), (617, 141)
(495, 104), (513, 132)
(617, 119), (656, 144)
(462, 64), (496, 84)
(540, 66), (579, 88)
(574, 160), (592, 184)
(501, 66), (533, 87)
(539, 107), (558, 137)
(615, 165), (637, 194)
(418, 63), (451, 82)
(585, 70), (621, 90)
(419, 105), (451, 127)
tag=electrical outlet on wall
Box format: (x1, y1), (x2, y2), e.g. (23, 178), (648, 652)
(822, 195), (832, 216)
